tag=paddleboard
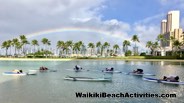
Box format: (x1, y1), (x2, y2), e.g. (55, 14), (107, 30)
(123, 72), (155, 76)
(3, 72), (27, 76)
(102, 70), (122, 73)
(64, 76), (112, 82)
(143, 77), (184, 85)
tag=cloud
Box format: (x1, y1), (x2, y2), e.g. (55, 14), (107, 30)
(0, 0), (166, 53)
(0, 0), (133, 49)
(130, 13), (162, 51)
(0, 0), (106, 38)
(133, 24), (160, 49)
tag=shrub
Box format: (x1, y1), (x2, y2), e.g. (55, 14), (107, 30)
(140, 52), (146, 56)
(125, 50), (132, 56)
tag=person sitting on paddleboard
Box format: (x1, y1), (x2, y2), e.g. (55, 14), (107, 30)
(162, 76), (179, 82)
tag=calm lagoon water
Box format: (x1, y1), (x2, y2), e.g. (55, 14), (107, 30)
(0, 60), (184, 103)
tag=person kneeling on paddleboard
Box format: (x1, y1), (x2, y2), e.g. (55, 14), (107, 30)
(162, 76), (179, 82)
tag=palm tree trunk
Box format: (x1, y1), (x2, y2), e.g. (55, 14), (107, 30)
(9, 46), (11, 56)
(101, 47), (103, 56)
(34, 45), (36, 53)
(91, 48), (92, 56)
(14, 47), (16, 57)
(6, 48), (8, 57)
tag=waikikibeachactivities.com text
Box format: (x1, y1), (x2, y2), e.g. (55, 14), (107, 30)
(76, 92), (176, 98)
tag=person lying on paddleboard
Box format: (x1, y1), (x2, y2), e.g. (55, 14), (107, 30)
(40, 66), (48, 70)
(12, 69), (23, 74)
(105, 67), (114, 71)
(131, 69), (143, 74)
(162, 76), (179, 82)
(74, 65), (82, 71)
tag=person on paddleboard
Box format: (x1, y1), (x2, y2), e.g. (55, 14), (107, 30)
(12, 69), (22, 73)
(105, 67), (114, 71)
(74, 65), (82, 71)
(132, 69), (143, 74)
(162, 76), (179, 82)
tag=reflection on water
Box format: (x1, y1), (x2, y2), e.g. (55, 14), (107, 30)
(0, 60), (184, 103)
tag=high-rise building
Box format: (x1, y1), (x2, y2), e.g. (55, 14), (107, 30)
(166, 11), (180, 32)
(159, 10), (184, 56)
(161, 19), (167, 34)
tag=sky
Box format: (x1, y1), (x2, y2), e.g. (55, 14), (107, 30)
(0, 0), (184, 51)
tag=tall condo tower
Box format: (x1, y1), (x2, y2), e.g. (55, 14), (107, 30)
(161, 19), (167, 34)
(166, 11), (180, 32)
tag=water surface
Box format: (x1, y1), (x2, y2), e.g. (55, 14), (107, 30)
(0, 60), (184, 103)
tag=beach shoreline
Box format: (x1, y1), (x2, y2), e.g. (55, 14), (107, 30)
(0, 57), (184, 62)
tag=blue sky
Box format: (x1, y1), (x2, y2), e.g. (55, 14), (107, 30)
(102, 0), (161, 23)
(101, 0), (184, 24)
(0, 0), (184, 51)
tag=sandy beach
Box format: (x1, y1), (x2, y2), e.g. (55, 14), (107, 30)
(0, 57), (184, 62)
(0, 58), (73, 61)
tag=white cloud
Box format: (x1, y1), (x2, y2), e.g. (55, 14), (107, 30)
(0, 0), (106, 36)
(0, 0), (164, 52)
(0, 0), (132, 50)
(131, 13), (162, 51)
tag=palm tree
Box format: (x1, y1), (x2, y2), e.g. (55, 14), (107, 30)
(123, 40), (131, 52)
(77, 41), (83, 54)
(73, 42), (80, 54)
(103, 42), (110, 56)
(131, 34), (139, 47)
(170, 36), (175, 55)
(157, 34), (167, 55)
(131, 34), (139, 55)
(31, 39), (39, 53)
(57, 41), (66, 57)
(15, 41), (22, 55)
(41, 38), (51, 50)
(12, 38), (19, 56)
(19, 35), (29, 56)
(146, 41), (159, 56)
(113, 44), (119, 54)
(152, 42), (159, 56)
(7, 40), (12, 56)
(88, 43), (95, 56)
(41, 38), (51, 58)
(146, 41), (153, 55)
(96, 41), (101, 55)
(65, 40), (73, 55)
(157, 34), (165, 46)
(81, 44), (86, 56)
(172, 40), (182, 56)
(1, 41), (11, 56)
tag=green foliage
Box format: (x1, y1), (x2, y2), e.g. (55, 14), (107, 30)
(140, 52), (146, 56)
(27, 50), (53, 58)
(125, 50), (132, 56)
(144, 56), (177, 59)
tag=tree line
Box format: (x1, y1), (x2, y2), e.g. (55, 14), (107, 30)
(146, 34), (184, 56)
(1, 34), (140, 57)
